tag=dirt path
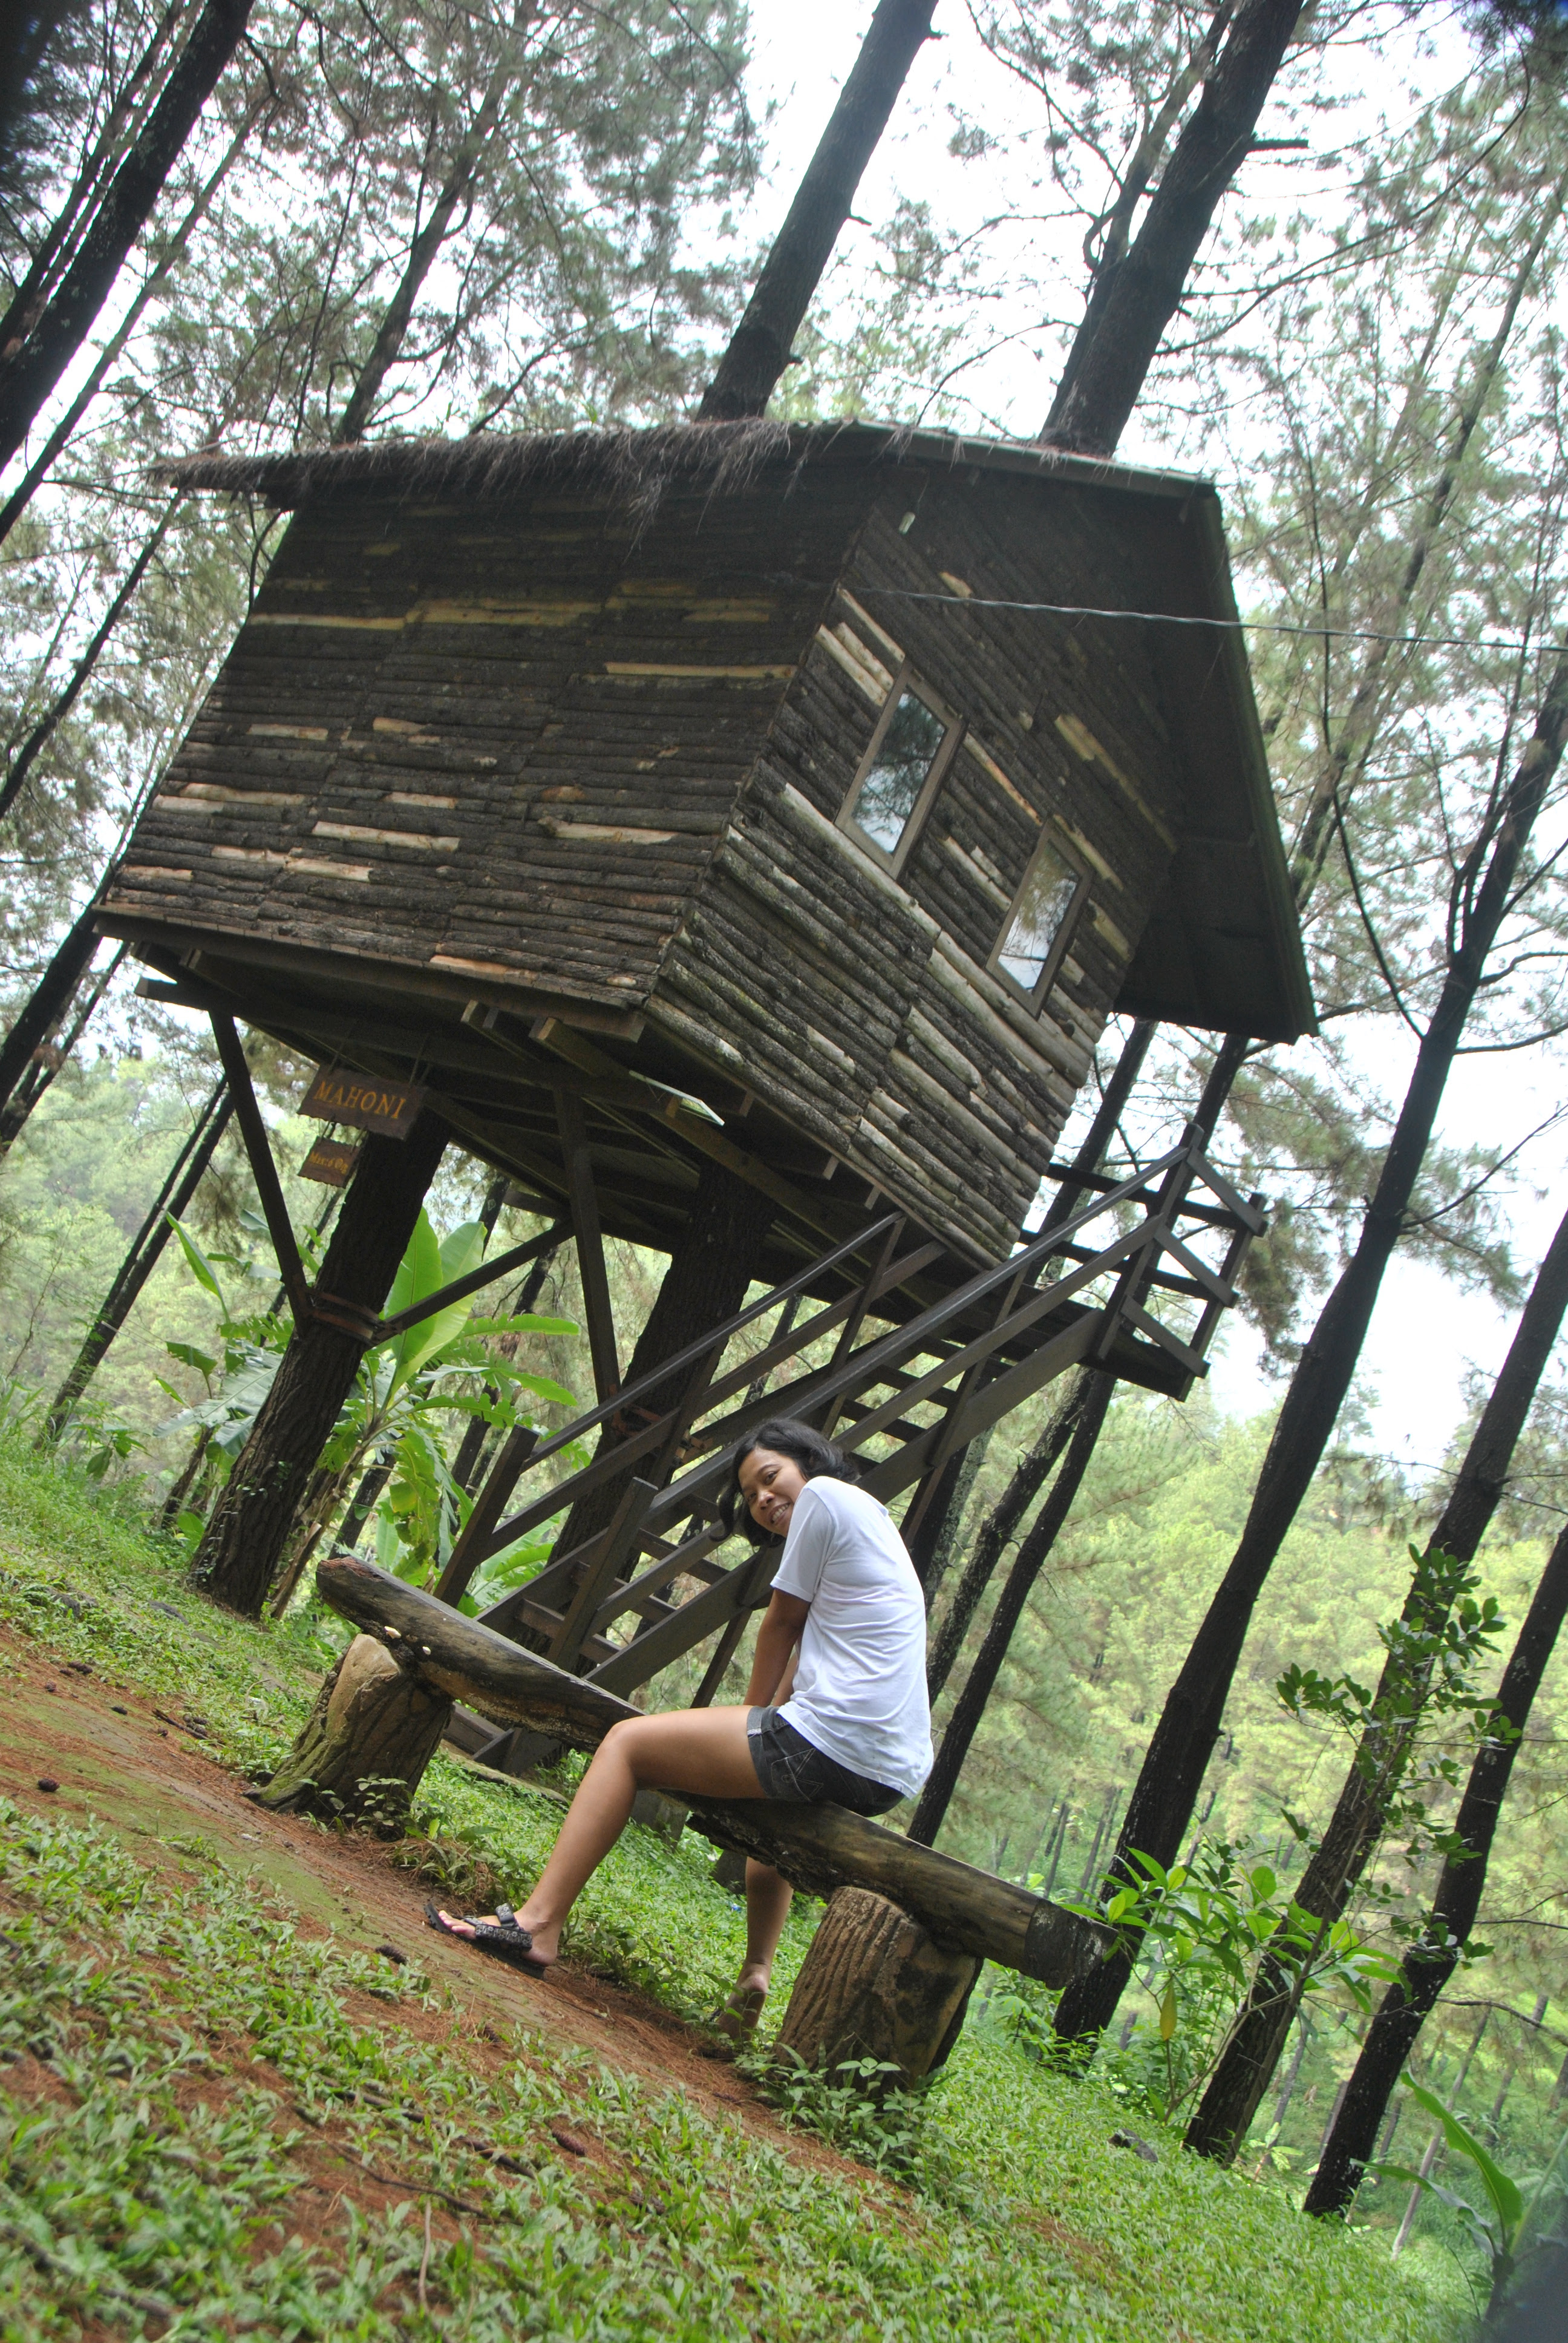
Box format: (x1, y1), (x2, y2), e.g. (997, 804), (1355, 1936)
(0, 1628), (810, 2155)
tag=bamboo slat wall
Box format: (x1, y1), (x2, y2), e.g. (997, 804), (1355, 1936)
(655, 472), (1189, 1255)
(104, 424), (1307, 1265)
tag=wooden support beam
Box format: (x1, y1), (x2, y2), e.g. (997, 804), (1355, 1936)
(469, 1002), (746, 1121)
(531, 1014), (855, 1249)
(1176, 1195), (1264, 1395)
(433, 1424), (539, 1606)
(105, 919), (647, 1038)
(588, 1544), (777, 1695)
(376, 1221), (567, 1342)
(207, 1012), (311, 1322)
(820, 1214), (905, 1440)
(691, 1608), (751, 1708)
(1043, 1158), (1259, 1233)
(549, 1478), (659, 1670)
(1121, 1300), (1207, 1378)
(589, 1521), (724, 1640)
(309, 1552), (1114, 1988)
(648, 1332), (730, 1484)
(189, 1017), (566, 1354)
(556, 1088), (619, 1401)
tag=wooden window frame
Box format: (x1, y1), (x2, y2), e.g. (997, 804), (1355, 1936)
(988, 829), (1091, 1012)
(838, 661), (965, 877)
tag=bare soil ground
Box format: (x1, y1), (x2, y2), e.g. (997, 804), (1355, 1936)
(0, 1623), (849, 2171)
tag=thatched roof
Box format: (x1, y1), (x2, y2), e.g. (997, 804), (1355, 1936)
(154, 417), (1205, 514)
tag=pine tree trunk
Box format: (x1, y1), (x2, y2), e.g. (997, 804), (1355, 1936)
(698, 0), (936, 420)
(0, 0), (187, 355)
(0, 0), (255, 473)
(1304, 1518), (1568, 2216)
(919, 1017), (1159, 1696)
(1, 497), (180, 820)
(266, 1460), (355, 1619)
(910, 1372), (1111, 1846)
(1185, 1195), (1568, 2163)
(0, 936), (126, 1155)
(330, 2), (532, 447)
(1040, 0), (1306, 454)
(251, 1633), (452, 1827)
(192, 1112), (450, 1617)
(773, 1886), (979, 2089)
(0, 899), (103, 1121)
(924, 1386), (1080, 1703)
(1053, 654), (1568, 2055)
(914, 1037), (1242, 1850)
(904, 1432), (984, 1601)
(450, 1234), (559, 1493)
(45, 1077), (232, 1433)
(160, 1424), (213, 1525)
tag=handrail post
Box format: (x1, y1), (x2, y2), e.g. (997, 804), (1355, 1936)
(821, 1214), (906, 1440)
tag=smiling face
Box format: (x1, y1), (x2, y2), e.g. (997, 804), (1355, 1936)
(737, 1446), (808, 1539)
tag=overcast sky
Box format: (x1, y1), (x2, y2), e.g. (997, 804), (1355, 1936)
(736, 2), (1567, 1484)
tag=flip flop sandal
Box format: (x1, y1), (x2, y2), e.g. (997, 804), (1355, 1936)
(425, 1900), (551, 1976)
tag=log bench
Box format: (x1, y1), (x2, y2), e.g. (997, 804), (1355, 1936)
(259, 1552), (1114, 2085)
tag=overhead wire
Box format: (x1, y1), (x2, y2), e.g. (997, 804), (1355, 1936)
(858, 586), (1566, 660)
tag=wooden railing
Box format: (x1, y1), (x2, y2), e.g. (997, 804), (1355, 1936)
(436, 1129), (1262, 1723)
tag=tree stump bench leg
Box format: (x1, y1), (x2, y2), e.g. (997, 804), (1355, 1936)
(774, 1885), (980, 2091)
(253, 1633), (452, 1829)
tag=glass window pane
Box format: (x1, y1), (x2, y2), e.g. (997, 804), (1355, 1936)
(997, 843), (1080, 995)
(851, 691), (947, 854)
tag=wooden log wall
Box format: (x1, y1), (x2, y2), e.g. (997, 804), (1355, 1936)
(106, 433), (1204, 1264)
(653, 472), (1189, 1260)
(108, 473), (867, 1012)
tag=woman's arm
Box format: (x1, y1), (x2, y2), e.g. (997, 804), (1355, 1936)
(745, 1588), (810, 1706)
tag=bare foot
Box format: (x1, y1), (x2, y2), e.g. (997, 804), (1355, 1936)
(514, 1914), (561, 1965)
(711, 1976), (768, 2043)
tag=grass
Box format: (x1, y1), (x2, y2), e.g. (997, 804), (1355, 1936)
(0, 1426), (1466, 2339)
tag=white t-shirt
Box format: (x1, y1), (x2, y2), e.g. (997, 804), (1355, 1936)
(771, 1478), (933, 1800)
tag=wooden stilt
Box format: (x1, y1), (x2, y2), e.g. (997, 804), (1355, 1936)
(691, 1609), (751, 1708)
(557, 1089), (619, 1403)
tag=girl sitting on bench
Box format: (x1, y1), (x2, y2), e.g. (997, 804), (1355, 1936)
(430, 1417), (934, 2036)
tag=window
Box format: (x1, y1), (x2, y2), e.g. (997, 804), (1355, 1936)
(841, 672), (961, 873)
(990, 834), (1088, 1007)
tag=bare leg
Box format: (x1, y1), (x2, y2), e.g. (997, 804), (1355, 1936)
(440, 1706), (762, 1965)
(739, 1860), (793, 1994)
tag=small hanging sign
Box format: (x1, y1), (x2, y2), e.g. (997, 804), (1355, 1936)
(299, 1135), (361, 1188)
(299, 1065), (426, 1138)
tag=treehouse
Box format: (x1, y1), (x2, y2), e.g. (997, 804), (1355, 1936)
(100, 418), (1312, 1291)
(104, 419), (1311, 1708)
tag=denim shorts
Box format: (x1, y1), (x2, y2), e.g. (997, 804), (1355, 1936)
(746, 1708), (903, 1817)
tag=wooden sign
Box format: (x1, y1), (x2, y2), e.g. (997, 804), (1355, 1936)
(300, 1066), (426, 1138)
(299, 1136), (361, 1188)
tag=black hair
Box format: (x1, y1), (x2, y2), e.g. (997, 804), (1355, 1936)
(720, 1417), (860, 1544)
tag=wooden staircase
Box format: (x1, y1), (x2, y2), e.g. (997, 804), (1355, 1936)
(432, 1130), (1263, 1760)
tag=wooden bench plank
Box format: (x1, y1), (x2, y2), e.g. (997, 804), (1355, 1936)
(314, 1550), (1113, 1988)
